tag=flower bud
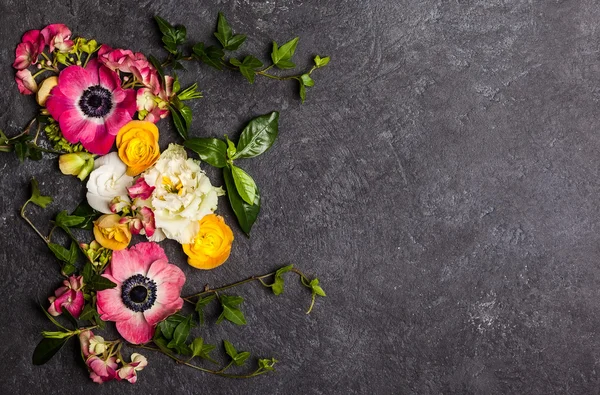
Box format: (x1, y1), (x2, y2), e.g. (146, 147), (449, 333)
(36, 76), (58, 106)
(59, 152), (94, 181)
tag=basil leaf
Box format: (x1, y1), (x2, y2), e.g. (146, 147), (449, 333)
(218, 294), (246, 325)
(32, 337), (70, 365)
(233, 112), (279, 159)
(231, 165), (257, 205)
(224, 166), (260, 236)
(184, 138), (227, 168)
(179, 105), (192, 131)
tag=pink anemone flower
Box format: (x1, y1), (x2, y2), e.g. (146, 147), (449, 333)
(96, 242), (185, 344)
(46, 60), (136, 154)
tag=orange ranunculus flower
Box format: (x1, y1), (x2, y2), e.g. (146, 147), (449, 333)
(93, 214), (132, 251)
(182, 214), (234, 270)
(116, 120), (160, 176)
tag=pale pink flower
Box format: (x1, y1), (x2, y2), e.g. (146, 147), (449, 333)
(127, 177), (155, 200)
(121, 207), (156, 237)
(41, 24), (73, 53)
(117, 353), (147, 383)
(15, 69), (38, 95)
(98, 44), (135, 73)
(48, 275), (85, 318)
(79, 330), (107, 359)
(87, 355), (118, 384)
(12, 30), (45, 70)
(96, 242), (185, 344)
(46, 60), (136, 154)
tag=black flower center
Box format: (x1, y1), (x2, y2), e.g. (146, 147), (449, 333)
(121, 274), (157, 312)
(78, 85), (113, 118)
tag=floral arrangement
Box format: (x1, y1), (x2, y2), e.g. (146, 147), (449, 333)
(3, 14), (329, 384)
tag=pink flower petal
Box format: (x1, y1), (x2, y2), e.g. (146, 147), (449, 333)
(96, 285), (132, 322)
(98, 65), (121, 92)
(64, 290), (85, 318)
(113, 88), (137, 115)
(46, 88), (75, 116)
(57, 109), (93, 144)
(104, 108), (133, 137)
(131, 242), (168, 264)
(116, 313), (154, 344)
(110, 246), (151, 283)
(12, 42), (33, 70)
(84, 125), (116, 155)
(56, 65), (95, 100)
(127, 178), (155, 200)
(143, 297), (183, 327)
(147, 258), (186, 288)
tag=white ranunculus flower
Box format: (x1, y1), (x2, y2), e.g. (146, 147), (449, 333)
(142, 144), (224, 243)
(86, 152), (133, 214)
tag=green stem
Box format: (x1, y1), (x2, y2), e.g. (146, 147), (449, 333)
(20, 201), (49, 244)
(132, 344), (270, 379)
(256, 71), (300, 81)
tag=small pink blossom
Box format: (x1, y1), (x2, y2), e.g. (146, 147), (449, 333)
(127, 178), (155, 200)
(12, 30), (45, 70)
(41, 24), (73, 53)
(15, 69), (38, 95)
(96, 242), (185, 344)
(117, 353), (147, 383)
(121, 207), (156, 237)
(48, 275), (85, 318)
(87, 355), (118, 384)
(98, 44), (135, 73)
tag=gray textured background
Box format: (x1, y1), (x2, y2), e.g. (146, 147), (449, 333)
(1, 0), (599, 394)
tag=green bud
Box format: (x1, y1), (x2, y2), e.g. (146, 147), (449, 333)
(58, 152), (94, 181)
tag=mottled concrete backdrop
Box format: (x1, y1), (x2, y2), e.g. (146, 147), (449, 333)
(1, 0), (600, 394)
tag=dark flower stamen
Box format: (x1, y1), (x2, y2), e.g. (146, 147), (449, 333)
(78, 85), (113, 118)
(121, 274), (157, 312)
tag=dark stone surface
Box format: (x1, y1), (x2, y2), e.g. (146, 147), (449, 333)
(1, 0), (599, 393)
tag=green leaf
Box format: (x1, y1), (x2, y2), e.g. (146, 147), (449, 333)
(89, 275), (117, 291)
(71, 201), (101, 230)
(179, 105), (192, 131)
(61, 307), (78, 329)
(231, 165), (257, 205)
(224, 166), (260, 236)
(200, 343), (218, 364)
(234, 351), (251, 366)
(61, 263), (77, 276)
(190, 337), (204, 358)
(55, 210), (85, 229)
(218, 294), (246, 325)
(149, 55), (166, 88)
(301, 74), (314, 87)
(272, 264), (294, 295)
(225, 135), (236, 159)
(271, 37), (299, 69)
(81, 262), (94, 283)
(171, 315), (192, 346)
(231, 55), (263, 84)
(48, 242), (77, 265)
(258, 358), (277, 371)
(32, 337), (70, 365)
(223, 339), (237, 358)
(194, 294), (216, 324)
(192, 43), (224, 70)
(29, 178), (52, 208)
(0, 130), (9, 145)
(214, 12), (247, 50)
(79, 305), (97, 322)
(314, 55), (330, 67)
(184, 138), (227, 168)
(154, 15), (174, 36)
(310, 278), (326, 297)
(234, 112), (279, 159)
(169, 105), (188, 140)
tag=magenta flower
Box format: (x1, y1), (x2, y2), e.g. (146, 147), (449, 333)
(46, 60), (136, 154)
(48, 275), (85, 318)
(127, 177), (155, 200)
(12, 29), (45, 70)
(121, 207), (156, 238)
(96, 242), (185, 344)
(87, 355), (118, 384)
(40, 23), (73, 53)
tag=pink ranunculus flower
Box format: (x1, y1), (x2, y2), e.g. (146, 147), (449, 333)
(46, 60), (136, 154)
(96, 242), (185, 344)
(15, 69), (38, 95)
(117, 353), (147, 383)
(48, 275), (85, 318)
(12, 30), (45, 70)
(87, 355), (118, 384)
(41, 24), (73, 53)
(127, 177), (155, 200)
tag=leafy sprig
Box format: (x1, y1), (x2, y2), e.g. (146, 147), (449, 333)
(184, 112), (278, 235)
(153, 13), (330, 103)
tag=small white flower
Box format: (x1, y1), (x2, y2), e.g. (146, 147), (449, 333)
(86, 152), (133, 213)
(142, 144), (224, 243)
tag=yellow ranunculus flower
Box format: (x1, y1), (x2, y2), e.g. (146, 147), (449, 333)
(116, 121), (160, 176)
(93, 214), (132, 251)
(182, 214), (234, 270)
